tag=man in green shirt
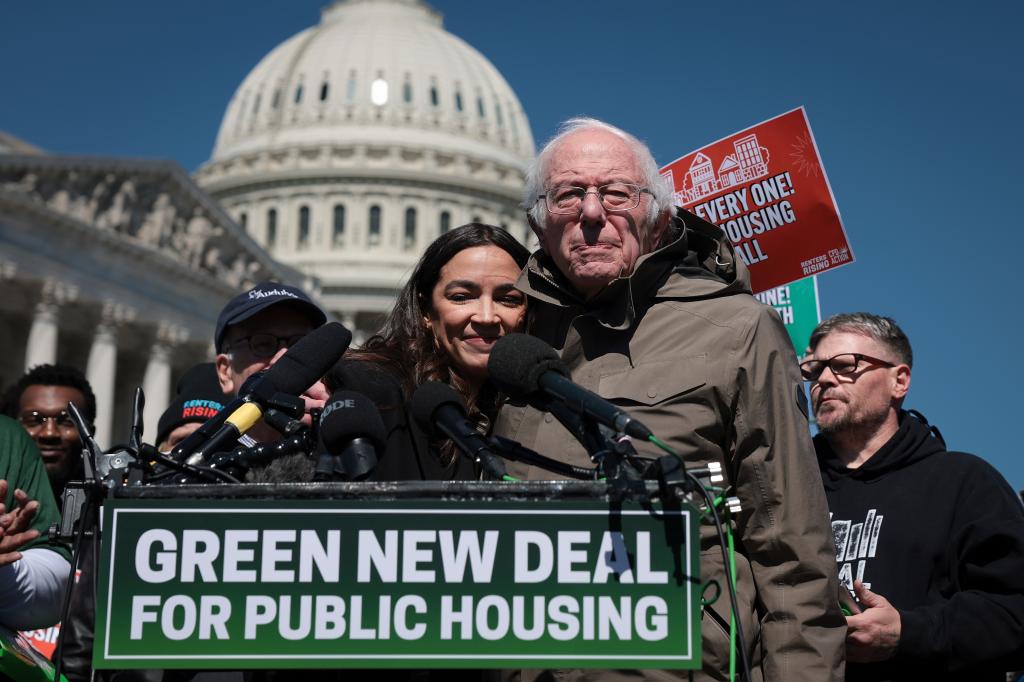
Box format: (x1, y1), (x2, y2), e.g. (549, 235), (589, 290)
(0, 414), (71, 629)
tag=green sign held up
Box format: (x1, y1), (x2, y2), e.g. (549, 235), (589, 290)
(96, 498), (701, 670)
(755, 276), (821, 354)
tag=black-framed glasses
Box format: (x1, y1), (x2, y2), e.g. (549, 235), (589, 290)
(228, 332), (307, 359)
(538, 183), (652, 215)
(19, 410), (76, 431)
(799, 353), (896, 382)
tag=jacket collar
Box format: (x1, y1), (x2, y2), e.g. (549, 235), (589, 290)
(516, 207), (751, 330)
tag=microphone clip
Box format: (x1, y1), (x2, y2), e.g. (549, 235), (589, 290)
(263, 391), (306, 419)
(580, 418), (642, 484)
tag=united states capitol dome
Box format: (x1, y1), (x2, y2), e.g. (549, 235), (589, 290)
(196, 0), (535, 340)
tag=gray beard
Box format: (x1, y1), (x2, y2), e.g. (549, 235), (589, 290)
(816, 405), (891, 445)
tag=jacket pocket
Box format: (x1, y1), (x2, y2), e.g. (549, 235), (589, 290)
(598, 355), (708, 405)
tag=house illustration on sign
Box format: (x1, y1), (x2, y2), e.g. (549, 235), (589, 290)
(676, 133), (771, 204)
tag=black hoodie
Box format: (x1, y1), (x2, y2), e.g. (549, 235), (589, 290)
(815, 411), (1024, 681)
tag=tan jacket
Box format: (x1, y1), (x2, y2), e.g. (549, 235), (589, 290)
(493, 210), (845, 681)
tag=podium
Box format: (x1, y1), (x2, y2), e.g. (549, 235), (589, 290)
(94, 481), (700, 670)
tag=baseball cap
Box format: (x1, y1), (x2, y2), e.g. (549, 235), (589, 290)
(155, 363), (232, 446)
(214, 281), (327, 352)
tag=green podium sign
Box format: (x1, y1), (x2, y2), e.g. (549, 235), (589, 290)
(95, 492), (700, 670)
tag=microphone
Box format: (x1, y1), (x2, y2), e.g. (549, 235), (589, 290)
(317, 390), (386, 481)
(409, 382), (506, 479)
(326, 359), (406, 416)
(178, 322), (352, 464)
(487, 333), (653, 441)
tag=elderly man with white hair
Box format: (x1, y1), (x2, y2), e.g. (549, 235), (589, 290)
(494, 118), (845, 681)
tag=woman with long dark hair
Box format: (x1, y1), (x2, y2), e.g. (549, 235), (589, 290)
(332, 222), (530, 480)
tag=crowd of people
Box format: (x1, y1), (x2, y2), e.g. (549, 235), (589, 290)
(1, 117), (1022, 682)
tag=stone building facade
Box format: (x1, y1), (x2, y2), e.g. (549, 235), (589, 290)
(0, 145), (308, 446)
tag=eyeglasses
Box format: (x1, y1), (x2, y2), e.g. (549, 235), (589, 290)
(227, 332), (307, 359)
(19, 410), (77, 432)
(538, 183), (652, 215)
(799, 353), (896, 382)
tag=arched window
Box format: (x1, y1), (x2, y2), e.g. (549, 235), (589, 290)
(371, 78), (388, 106)
(430, 86), (439, 107)
(266, 208), (277, 248)
(333, 204), (346, 247)
(294, 84), (303, 104)
(368, 205), (381, 246)
(471, 215), (482, 224)
(239, 212), (248, 231)
(298, 205), (310, 249)
(271, 90), (281, 109)
(508, 100), (519, 144)
(319, 82), (329, 102)
(454, 91), (463, 112)
(403, 80), (413, 104)
(404, 208), (417, 250)
(440, 210), (451, 234)
(346, 71), (357, 103)
(252, 93), (262, 116)
(477, 97), (485, 119)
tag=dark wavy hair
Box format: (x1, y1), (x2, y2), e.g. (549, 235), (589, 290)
(2, 363), (97, 426)
(350, 222), (530, 406)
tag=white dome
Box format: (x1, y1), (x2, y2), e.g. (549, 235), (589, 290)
(209, 0), (533, 166)
(196, 0), (536, 342)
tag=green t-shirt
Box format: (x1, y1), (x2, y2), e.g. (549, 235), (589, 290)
(0, 415), (71, 561)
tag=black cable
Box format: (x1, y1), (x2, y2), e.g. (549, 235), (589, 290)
(147, 451), (242, 484)
(53, 480), (100, 682)
(684, 470), (753, 682)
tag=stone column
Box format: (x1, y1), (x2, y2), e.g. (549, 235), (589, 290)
(342, 312), (366, 347)
(86, 303), (134, 449)
(141, 323), (189, 441)
(23, 279), (77, 370)
(340, 312), (357, 334)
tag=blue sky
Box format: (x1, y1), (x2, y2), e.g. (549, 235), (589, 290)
(2, 1), (1022, 491)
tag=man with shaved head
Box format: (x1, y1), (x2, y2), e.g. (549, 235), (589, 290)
(495, 117), (845, 681)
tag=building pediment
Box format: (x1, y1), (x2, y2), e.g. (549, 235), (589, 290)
(0, 154), (305, 291)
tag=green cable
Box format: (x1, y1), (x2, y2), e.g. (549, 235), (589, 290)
(650, 434), (744, 680)
(649, 434), (681, 460)
(727, 514), (737, 682)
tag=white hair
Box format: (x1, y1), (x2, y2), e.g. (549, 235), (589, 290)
(523, 117), (674, 234)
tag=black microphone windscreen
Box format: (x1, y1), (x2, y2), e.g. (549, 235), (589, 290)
(319, 390), (386, 453)
(326, 359), (405, 411)
(264, 322), (352, 396)
(244, 453), (316, 484)
(409, 381), (464, 438)
(487, 333), (568, 398)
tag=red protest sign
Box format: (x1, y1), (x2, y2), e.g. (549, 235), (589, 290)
(660, 107), (853, 293)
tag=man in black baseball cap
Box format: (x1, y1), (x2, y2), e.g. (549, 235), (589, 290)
(215, 281), (329, 438)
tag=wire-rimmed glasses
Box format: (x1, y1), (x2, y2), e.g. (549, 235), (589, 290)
(538, 183), (652, 215)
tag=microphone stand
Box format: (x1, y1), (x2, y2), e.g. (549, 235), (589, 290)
(51, 398), (121, 682)
(532, 398), (644, 483)
(205, 426), (318, 481)
(487, 435), (595, 479)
